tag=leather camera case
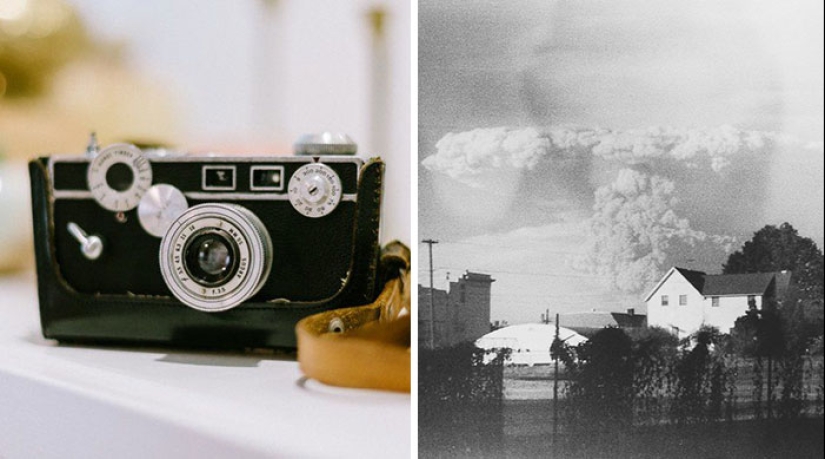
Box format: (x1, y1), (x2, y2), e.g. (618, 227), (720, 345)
(29, 155), (383, 350)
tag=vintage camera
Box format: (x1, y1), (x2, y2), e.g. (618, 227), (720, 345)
(29, 133), (384, 350)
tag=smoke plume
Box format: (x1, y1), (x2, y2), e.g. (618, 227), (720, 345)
(572, 169), (736, 293)
(422, 127), (551, 186)
(423, 124), (796, 293)
(424, 125), (777, 180)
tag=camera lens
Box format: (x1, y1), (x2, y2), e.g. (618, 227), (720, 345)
(183, 230), (238, 286)
(159, 203), (273, 312)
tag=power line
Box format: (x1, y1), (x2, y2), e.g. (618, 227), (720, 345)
(425, 239), (584, 255)
(489, 299), (640, 307)
(417, 266), (631, 280)
(490, 291), (633, 299)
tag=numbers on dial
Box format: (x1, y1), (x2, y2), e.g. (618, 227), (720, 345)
(87, 144), (153, 212)
(287, 163), (342, 218)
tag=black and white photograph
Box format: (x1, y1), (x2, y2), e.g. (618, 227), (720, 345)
(418, 0), (824, 457)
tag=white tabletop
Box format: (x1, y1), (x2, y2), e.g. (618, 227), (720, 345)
(0, 273), (410, 459)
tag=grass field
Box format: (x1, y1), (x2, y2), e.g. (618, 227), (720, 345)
(504, 417), (825, 459)
(421, 403), (824, 459)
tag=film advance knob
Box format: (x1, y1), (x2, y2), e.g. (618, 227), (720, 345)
(138, 184), (189, 237)
(293, 132), (357, 156)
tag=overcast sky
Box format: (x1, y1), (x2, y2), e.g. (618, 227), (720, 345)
(419, 0), (824, 324)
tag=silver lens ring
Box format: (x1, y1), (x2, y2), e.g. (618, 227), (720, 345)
(159, 203), (272, 312)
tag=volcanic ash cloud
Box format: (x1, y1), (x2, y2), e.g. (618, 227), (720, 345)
(424, 125), (777, 179)
(422, 127), (551, 186)
(573, 168), (737, 293)
(423, 125), (787, 294)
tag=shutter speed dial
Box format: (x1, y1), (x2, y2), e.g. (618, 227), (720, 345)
(288, 163), (342, 218)
(87, 144), (152, 212)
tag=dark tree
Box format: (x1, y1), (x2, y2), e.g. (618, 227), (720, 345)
(724, 223), (824, 348)
(730, 299), (788, 419)
(723, 222), (823, 304)
(670, 326), (730, 423)
(567, 328), (634, 432)
(730, 302), (786, 359)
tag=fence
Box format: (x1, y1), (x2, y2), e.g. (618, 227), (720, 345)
(419, 330), (824, 457)
(419, 343), (507, 458)
(555, 327), (824, 434)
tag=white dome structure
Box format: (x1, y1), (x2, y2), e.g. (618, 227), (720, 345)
(475, 323), (588, 366)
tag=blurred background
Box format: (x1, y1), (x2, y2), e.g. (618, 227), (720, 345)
(0, 0), (411, 272)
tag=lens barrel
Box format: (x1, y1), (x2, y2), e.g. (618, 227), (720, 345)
(159, 203), (272, 312)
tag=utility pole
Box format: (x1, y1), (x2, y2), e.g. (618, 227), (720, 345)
(553, 313), (560, 439)
(422, 239), (438, 349)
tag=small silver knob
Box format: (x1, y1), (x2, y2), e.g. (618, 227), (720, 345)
(85, 132), (100, 158)
(138, 184), (189, 237)
(67, 222), (104, 260)
(294, 132), (357, 156)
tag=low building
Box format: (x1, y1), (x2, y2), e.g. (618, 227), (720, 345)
(644, 267), (792, 339)
(419, 271), (495, 349)
(559, 309), (647, 337)
(475, 323), (588, 366)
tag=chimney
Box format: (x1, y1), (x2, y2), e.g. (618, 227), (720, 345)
(627, 308), (635, 316)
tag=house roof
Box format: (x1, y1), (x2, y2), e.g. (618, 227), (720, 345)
(559, 310), (647, 332)
(644, 267), (705, 302)
(644, 267), (793, 301)
(559, 311), (619, 329)
(675, 267), (706, 292)
(462, 271), (495, 283)
(702, 272), (776, 296)
(612, 312), (647, 328)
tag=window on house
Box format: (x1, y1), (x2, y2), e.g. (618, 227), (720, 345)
(747, 295), (756, 307)
(661, 295), (669, 306)
(712, 296), (720, 307)
(679, 295), (687, 306)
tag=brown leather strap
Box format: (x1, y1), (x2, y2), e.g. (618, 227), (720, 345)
(296, 242), (410, 392)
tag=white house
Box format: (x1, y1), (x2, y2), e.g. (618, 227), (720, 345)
(644, 267), (792, 339)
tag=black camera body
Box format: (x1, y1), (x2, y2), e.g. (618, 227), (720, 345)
(29, 137), (383, 350)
